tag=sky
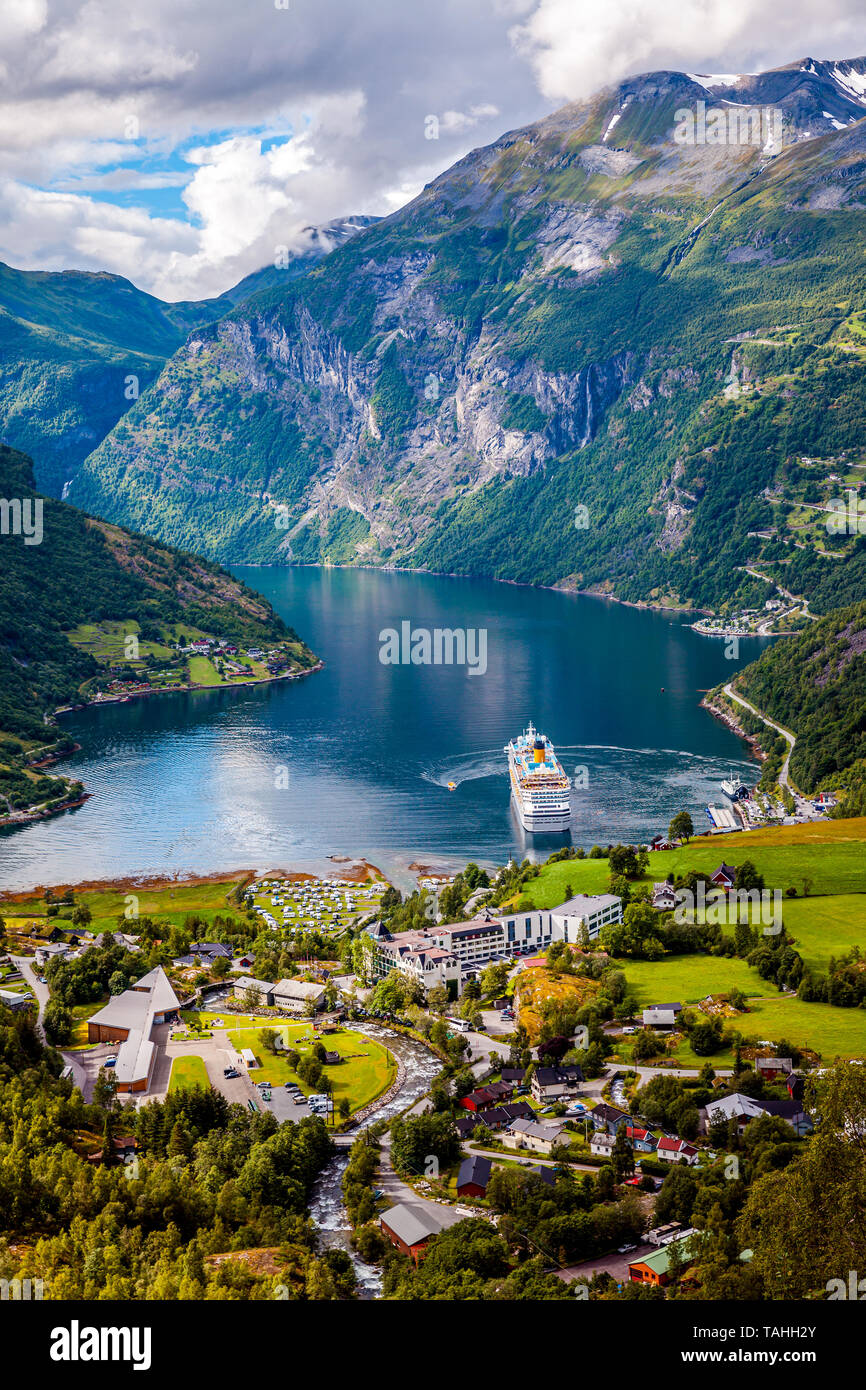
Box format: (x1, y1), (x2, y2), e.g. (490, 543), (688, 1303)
(1, 0), (865, 302)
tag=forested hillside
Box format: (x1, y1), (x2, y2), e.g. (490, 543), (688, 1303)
(0, 444), (315, 820)
(0, 219), (373, 499)
(0, 1005), (342, 1299)
(727, 601), (866, 811)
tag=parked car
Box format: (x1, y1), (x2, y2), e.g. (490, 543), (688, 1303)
(292, 1095), (306, 1105)
(284, 1081), (299, 1091)
(617, 1243), (638, 1254)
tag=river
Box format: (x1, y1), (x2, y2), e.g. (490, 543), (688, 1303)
(307, 1023), (441, 1298)
(0, 566), (767, 889)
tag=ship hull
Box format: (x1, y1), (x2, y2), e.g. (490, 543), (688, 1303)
(511, 793), (572, 833)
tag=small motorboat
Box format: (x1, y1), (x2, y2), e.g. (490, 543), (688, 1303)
(447, 781), (457, 790)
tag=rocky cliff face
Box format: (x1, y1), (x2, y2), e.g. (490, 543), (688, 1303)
(68, 56), (866, 615)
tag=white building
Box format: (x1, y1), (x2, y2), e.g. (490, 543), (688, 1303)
(500, 894), (622, 952)
(271, 978), (326, 1013)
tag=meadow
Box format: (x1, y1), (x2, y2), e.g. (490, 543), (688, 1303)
(217, 1018), (396, 1114)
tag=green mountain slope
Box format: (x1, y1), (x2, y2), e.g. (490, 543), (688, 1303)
(724, 601), (866, 812)
(0, 444), (316, 823)
(0, 219), (375, 499)
(69, 56), (866, 621)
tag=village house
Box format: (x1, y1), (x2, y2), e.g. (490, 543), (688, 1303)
(755, 1056), (793, 1081)
(628, 1235), (697, 1288)
(456, 1154), (492, 1199)
(656, 1136), (699, 1165)
(590, 1132), (617, 1158)
(380, 1204), (446, 1263)
(454, 1102), (534, 1138)
(710, 863), (737, 892)
(651, 882), (679, 911)
(641, 1002), (683, 1028)
(502, 1118), (568, 1155)
(626, 1126), (658, 1154)
(531, 1064), (584, 1104)
(461, 1081), (514, 1112)
(591, 1103), (630, 1134)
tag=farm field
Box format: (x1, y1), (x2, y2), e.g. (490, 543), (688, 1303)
(777, 895), (866, 973)
(187, 655), (223, 687)
(169, 1055), (210, 1092)
(225, 1022), (396, 1114)
(0, 874), (250, 935)
(621, 954), (866, 1060)
(520, 819), (866, 907)
(624, 955), (772, 1006)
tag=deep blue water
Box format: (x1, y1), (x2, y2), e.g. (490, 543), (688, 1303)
(0, 567), (766, 890)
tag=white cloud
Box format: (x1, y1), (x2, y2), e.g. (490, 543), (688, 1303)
(0, 0), (864, 298)
(511, 0), (866, 103)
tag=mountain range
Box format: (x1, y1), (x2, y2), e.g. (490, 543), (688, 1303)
(0, 216), (375, 499)
(2, 54), (865, 806)
(36, 55), (863, 624)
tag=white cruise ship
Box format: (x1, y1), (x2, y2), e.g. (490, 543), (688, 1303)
(505, 722), (572, 832)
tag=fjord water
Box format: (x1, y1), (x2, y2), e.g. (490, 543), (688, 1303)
(0, 567), (765, 890)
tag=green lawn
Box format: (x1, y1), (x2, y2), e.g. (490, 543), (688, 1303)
(779, 895), (866, 974)
(620, 954), (866, 1061)
(168, 1055), (210, 1092)
(226, 1023), (396, 1114)
(623, 956), (766, 1007)
(743, 996), (866, 1060)
(187, 655), (222, 687)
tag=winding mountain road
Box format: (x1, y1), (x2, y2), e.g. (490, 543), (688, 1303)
(723, 682), (796, 790)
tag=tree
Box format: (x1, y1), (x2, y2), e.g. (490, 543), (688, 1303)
(93, 1067), (118, 1111)
(737, 1062), (866, 1297)
(244, 986), (262, 1011)
(258, 1027), (280, 1054)
(72, 903), (92, 928)
(668, 811), (694, 843)
(42, 1000), (72, 1046)
(108, 970), (127, 996)
(611, 1125), (634, 1181)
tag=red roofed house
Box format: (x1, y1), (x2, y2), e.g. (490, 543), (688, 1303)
(657, 1136), (699, 1165)
(710, 864), (737, 892)
(626, 1126), (658, 1154)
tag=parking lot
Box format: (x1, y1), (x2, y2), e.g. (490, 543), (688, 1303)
(554, 1241), (654, 1286)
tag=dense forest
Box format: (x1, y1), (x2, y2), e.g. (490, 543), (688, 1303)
(730, 600), (866, 811)
(0, 1003), (346, 1299)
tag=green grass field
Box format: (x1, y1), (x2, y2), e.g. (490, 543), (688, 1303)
(1, 875), (251, 935)
(168, 1055), (210, 1092)
(620, 955), (866, 1060)
(624, 956), (770, 1006)
(779, 895), (866, 973)
(225, 1022), (396, 1114)
(187, 655), (223, 687)
(520, 820), (866, 907)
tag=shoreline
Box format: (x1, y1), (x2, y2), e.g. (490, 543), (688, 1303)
(0, 660), (325, 839)
(54, 657), (324, 718)
(0, 858), (383, 907)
